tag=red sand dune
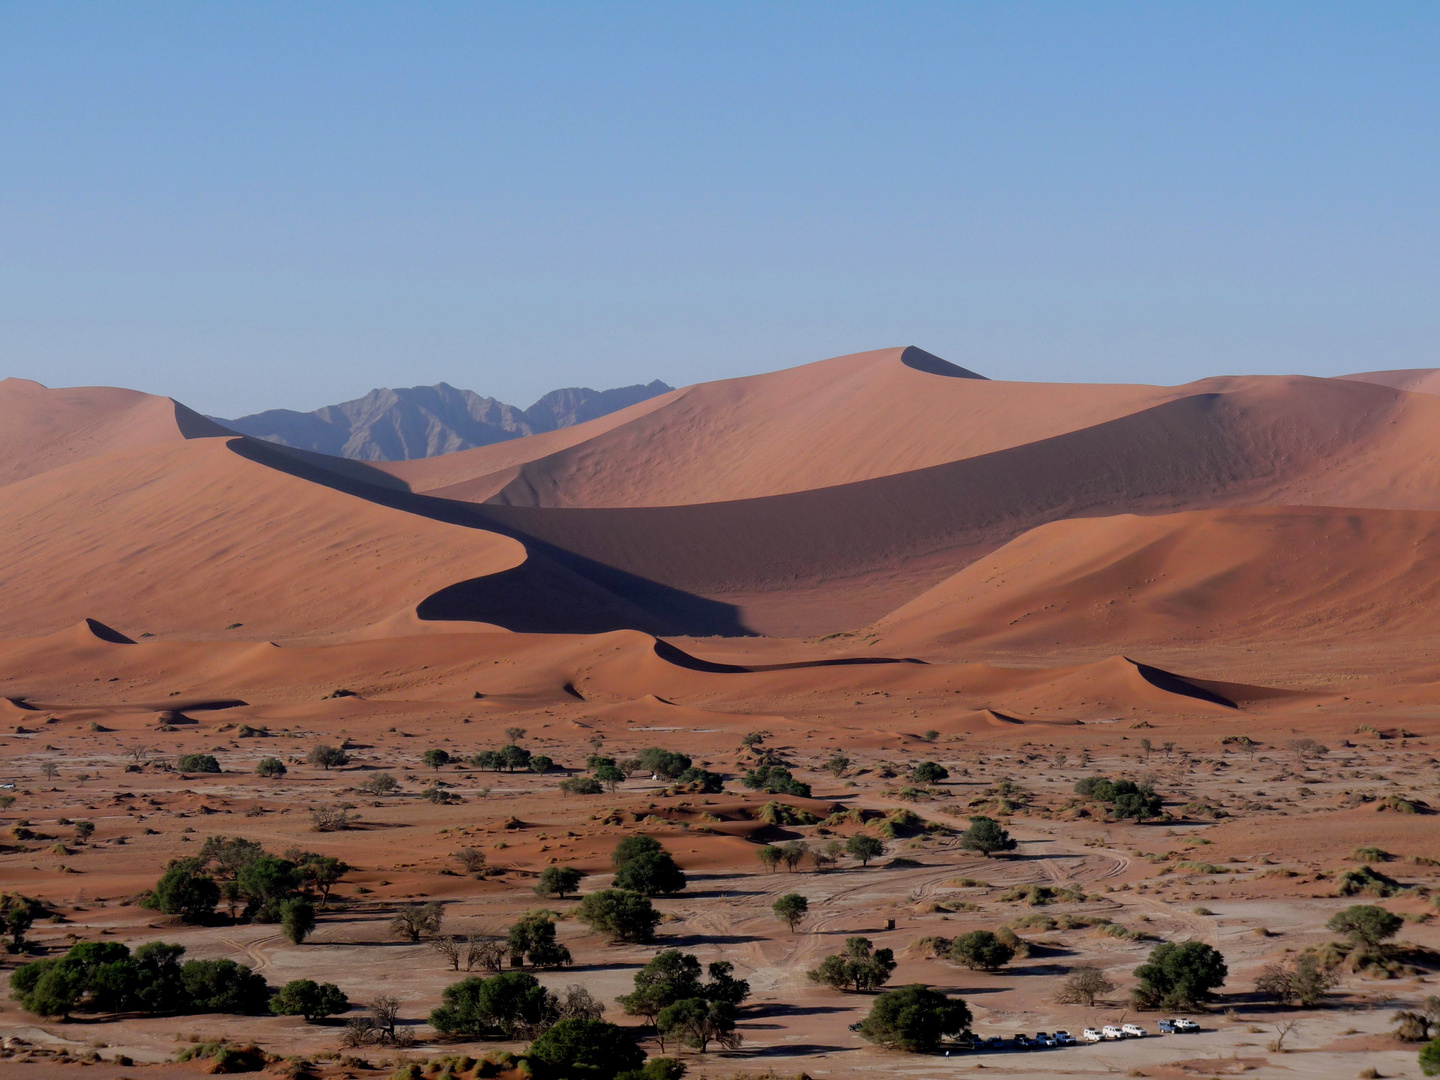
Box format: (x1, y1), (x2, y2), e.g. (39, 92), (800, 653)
(0, 436), (525, 641)
(445, 372), (1440, 633)
(1338, 367), (1440, 396)
(12, 348), (1440, 645)
(877, 505), (1440, 653)
(382, 347), (1197, 508)
(0, 377), (229, 487)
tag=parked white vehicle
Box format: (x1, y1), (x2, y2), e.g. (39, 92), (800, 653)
(1172, 1018), (1199, 1032)
(1122, 1024), (1147, 1038)
(1054, 1030), (1076, 1045)
(1082, 1028), (1103, 1043)
(1102, 1025), (1125, 1040)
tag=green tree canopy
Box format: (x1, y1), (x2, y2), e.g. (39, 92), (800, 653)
(152, 862), (220, 923)
(949, 930), (1015, 972)
(535, 866), (585, 899)
(507, 912), (572, 969)
(845, 835), (884, 866)
(1327, 904), (1404, 948)
(528, 1017), (646, 1080)
(306, 745), (349, 770)
(280, 898), (316, 945)
(772, 893), (809, 932)
(857, 984), (972, 1052)
(1132, 941), (1228, 1011)
(656, 998), (740, 1053)
(807, 937), (897, 992)
(911, 761), (949, 783)
(636, 748), (693, 780)
(429, 971), (560, 1039)
(576, 890), (660, 943)
(957, 816), (1016, 857)
(269, 979), (349, 1022)
(614, 851), (687, 896)
(741, 765), (811, 797)
(612, 835), (665, 870)
(618, 950), (703, 1025)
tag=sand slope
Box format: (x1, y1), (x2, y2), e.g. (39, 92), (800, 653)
(878, 505), (1440, 653)
(0, 437), (527, 641)
(13, 351), (1440, 642)
(1338, 367), (1440, 396)
(0, 377), (229, 487)
(383, 347), (1202, 508)
(451, 373), (1440, 632)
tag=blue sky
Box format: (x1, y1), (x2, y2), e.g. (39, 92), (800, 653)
(2, 2), (1437, 415)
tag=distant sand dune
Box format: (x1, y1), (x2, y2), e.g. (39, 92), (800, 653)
(878, 505), (1440, 653)
(13, 348), (1440, 646)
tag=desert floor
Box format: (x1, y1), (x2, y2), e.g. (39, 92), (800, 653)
(2, 626), (1438, 1080)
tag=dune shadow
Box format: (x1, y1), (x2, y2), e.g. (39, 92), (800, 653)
(1129, 658), (1237, 708)
(740, 1042), (851, 1057)
(652, 638), (925, 673)
(661, 933), (765, 947)
(747, 1003), (855, 1019)
(228, 436), (751, 637)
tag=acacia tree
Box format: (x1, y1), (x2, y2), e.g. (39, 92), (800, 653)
(307, 745), (349, 770)
(280, 898), (316, 945)
(757, 845), (782, 873)
(958, 816), (1016, 857)
(534, 866), (585, 899)
(858, 984), (972, 1052)
(1327, 905), (1403, 949)
(808, 937), (897, 992)
(270, 979), (349, 1022)
(1254, 954), (1339, 1007)
(781, 841), (808, 873)
(846, 835), (884, 867)
(772, 893), (809, 933)
(390, 901), (444, 942)
(507, 912), (572, 969)
(656, 998), (741, 1053)
(949, 931), (1014, 972)
(618, 950), (703, 1025)
(1132, 941), (1228, 1011)
(576, 890), (660, 943)
(1053, 965), (1116, 1007)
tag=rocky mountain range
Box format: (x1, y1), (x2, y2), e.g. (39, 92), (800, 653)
(216, 379), (673, 461)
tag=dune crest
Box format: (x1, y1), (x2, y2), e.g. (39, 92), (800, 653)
(0, 378), (231, 487)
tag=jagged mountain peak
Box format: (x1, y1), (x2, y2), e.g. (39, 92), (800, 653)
(217, 378), (672, 461)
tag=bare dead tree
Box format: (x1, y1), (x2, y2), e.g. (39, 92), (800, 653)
(466, 935), (508, 974)
(1268, 1019), (1300, 1053)
(430, 936), (461, 971)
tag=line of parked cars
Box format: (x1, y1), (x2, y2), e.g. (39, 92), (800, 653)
(954, 1019), (1199, 1052)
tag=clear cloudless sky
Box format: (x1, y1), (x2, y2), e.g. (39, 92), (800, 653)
(2, 2), (1438, 416)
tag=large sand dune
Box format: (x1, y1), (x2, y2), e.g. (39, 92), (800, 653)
(878, 504), (1440, 653)
(0, 436), (526, 641)
(14, 351), (1440, 642)
(8, 351), (1440, 1080)
(382, 347), (1203, 507)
